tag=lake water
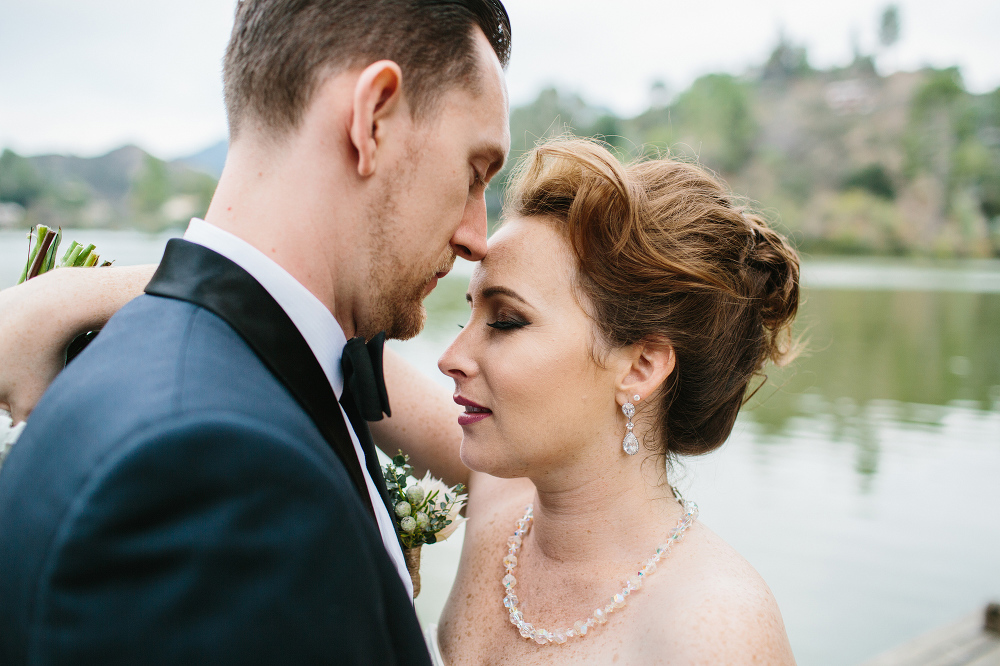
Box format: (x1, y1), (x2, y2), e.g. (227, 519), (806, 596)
(3, 230), (999, 665)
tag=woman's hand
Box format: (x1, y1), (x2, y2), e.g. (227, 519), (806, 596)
(0, 265), (155, 422)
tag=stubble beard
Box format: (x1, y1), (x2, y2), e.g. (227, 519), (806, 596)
(361, 157), (441, 342)
(365, 243), (430, 341)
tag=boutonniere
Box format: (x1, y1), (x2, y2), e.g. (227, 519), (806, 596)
(0, 411), (27, 471)
(383, 451), (466, 597)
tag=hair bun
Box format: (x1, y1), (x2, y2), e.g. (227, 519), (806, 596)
(746, 220), (800, 363)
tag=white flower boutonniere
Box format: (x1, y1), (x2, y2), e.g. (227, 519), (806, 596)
(0, 410), (27, 472)
(383, 451), (467, 597)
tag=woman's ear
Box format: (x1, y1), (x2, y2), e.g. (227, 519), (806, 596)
(349, 60), (404, 177)
(616, 337), (675, 408)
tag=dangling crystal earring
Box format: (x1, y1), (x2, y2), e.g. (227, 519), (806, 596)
(622, 394), (640, 455)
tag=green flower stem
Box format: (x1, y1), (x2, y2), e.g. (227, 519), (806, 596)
(25, 228), (57, 281)
(14, 228), (111, 286)
(73, 244), (96, 267)
(59, 241), (81, 267)
(40, 228), (62, 275)
(18, 225), (47, 284)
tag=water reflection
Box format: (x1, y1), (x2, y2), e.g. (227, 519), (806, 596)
(752, 289), (1000, 419)
(744, 288), (1000, 499)
(696, 287), (1000, 664)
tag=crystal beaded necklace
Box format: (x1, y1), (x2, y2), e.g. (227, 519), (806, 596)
(500, 492), (698, 646)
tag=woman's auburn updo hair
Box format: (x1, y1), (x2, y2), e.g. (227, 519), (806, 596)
(504, 138), (800, 457)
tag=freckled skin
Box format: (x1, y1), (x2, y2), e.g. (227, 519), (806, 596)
(436, 219), (796, 665)
(439, 478), (794, 666)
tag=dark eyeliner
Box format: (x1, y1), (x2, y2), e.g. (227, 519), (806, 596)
(487, 318), (528, 331)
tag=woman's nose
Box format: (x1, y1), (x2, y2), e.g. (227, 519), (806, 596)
(438, 329), (475, 381)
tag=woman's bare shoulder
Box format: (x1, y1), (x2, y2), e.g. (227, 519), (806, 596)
(639, 522), (796, 665)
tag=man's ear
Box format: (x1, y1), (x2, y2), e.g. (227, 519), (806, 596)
(349, 60), (404, 177)
(616, 337), (675, 409)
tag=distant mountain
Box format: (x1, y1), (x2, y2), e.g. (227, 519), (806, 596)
(29, 145), (147, 201)
(0, 144), (217, 232)
(174, 140), (227, 178)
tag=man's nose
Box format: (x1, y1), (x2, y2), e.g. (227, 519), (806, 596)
(451, 194), (488, 261)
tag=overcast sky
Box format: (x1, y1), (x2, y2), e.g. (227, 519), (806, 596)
(2, 0), (998, 159)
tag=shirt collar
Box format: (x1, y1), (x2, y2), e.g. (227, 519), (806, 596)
(182, 218), (347, 398)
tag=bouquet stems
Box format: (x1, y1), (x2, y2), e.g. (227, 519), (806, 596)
(16, 226), (110, 285)
(405, 546), (422, 598)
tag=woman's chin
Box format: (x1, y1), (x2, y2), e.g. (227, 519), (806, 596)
(459, 437), (524, 479)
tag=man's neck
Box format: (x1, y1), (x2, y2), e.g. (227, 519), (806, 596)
(203, 137), (363, 339)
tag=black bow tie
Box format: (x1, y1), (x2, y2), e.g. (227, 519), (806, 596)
(340, 331), (398, 530)
(341, 331), (392, 422)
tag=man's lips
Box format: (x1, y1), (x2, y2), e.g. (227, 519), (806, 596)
(454, 394), (492, 425)
(423, 269), (451, 296)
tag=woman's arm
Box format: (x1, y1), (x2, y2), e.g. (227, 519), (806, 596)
(0, 265), (155, 422)
(371, 349), (468, 488)
(0, 264), (470, 484)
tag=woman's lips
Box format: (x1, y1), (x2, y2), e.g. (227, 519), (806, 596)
(454, 394), (492, 426)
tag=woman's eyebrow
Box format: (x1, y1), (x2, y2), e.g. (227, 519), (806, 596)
(466, 285), (530, 305)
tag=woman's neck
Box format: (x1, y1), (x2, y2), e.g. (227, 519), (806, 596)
(526, 451), (684, 565)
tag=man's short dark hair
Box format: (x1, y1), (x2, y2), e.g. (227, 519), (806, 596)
(223, 0), (511, 139)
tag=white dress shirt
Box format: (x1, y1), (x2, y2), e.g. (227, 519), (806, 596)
(182, 218), (412, 598)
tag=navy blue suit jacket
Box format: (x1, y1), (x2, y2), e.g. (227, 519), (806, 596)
(0, 241), (430, 665)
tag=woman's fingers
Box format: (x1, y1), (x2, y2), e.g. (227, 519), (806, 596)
(0, 277), (69, 422)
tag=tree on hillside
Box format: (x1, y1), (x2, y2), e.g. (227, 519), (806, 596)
(762, 31), (811, 82)
(131, 155), (170, 215)
(0, 150), (46, 208)
(879, 5), (900, 50)
(878, 5), (901, 72)
(670, 74), (757, 173)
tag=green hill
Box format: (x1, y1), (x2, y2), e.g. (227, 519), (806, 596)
(501, 54), (1000, 257)
(0, 145), (216, 233)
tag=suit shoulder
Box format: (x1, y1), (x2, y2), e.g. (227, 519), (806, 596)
(29, 414), (407, 664)
(98, 410), (353, 501)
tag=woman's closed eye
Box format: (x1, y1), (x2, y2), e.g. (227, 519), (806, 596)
(487, 316), (529, 331)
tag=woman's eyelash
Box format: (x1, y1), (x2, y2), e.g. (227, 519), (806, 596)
(487, 318), (528, 331)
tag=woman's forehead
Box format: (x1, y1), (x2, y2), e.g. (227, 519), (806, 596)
(473, 217), (576, 295)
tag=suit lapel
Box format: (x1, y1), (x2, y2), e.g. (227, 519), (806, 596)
(145, 239), (378, 519)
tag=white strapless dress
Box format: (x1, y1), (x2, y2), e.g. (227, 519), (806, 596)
(425, 623), (447, 666)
